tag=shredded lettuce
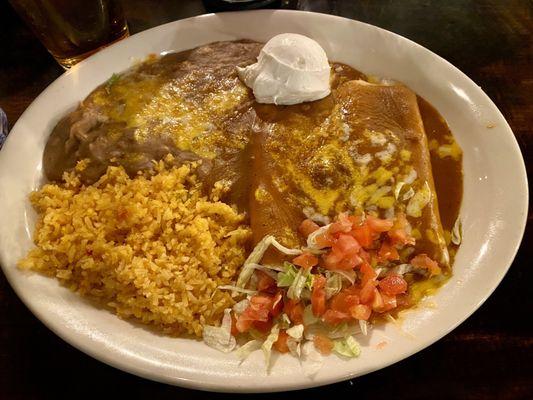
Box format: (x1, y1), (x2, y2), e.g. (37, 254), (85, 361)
(278, 263), (314, 297)
(302, 247), (327, 255)
(247, 263), (279, 279)
(236, 236), (274, 288)
(394, 181), (406, 200)
(301, 341), (323, 377)
(451, 217), (462, 245)
(203, 309), (236, 353)
(402, 187), (415, 201)
(300, 288), (312, 301)
(286, 324), (304, 340)
(235, 339), (262, 362)
(261, 324), (280, 370)
(324, 273), (343, 299)
(359, 320), (369, 336)
(305, 275), (315, 291)
(269, 237), (303, 256)
(391, 263), (412, 275)
(287, 267), (305, 299)
(236, 236), (302, 288)
(287, 267), (313, 300)
(232, 299), (250, 314)
(306, 322), (361, 340)
(303, 206), (331, 225)
(330, 269), (356, 285)
(287, 338), (301, 357)
(278, 313), (291, 329)
(303, 304), (319, 326)
(306, 223), (332, 250)
(217, 285), (257, 295)
(374, 267), (386, 278)
(391, 263), (428, 277)
(328, 322), (362, 339)
(277, 262), (298, 287)
(394, 181), (415, 201)
(333, 336), (361, 358)
(285, 325), (304, 358)
(261, 264), (286, 272)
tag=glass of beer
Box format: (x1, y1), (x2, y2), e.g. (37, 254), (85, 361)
(9, 0), (129, 69)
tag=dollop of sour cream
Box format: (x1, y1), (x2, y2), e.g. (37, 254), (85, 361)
(237, 33), (331, 105)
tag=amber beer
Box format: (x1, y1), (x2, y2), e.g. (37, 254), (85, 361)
(9, 0), (129, 69)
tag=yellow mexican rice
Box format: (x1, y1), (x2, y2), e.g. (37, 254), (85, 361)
(19, 157), (252, 337)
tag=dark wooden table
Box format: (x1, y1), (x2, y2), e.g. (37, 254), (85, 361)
(1, 1), (531, 398)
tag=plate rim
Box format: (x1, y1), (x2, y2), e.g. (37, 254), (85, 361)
(0, 9), (528, 393)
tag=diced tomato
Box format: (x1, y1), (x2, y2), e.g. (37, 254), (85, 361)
(271, 291), (284, 317)
(312, 275), (327, 316)
(299, 219), (320, 238)
(360, 262), (377, 285)
(235, 293), (278, 333)
(322, 309), (351, 325)
(371, 288), (385, 311)
(366, 215), (394, 232)
(313, 334), (333, 355)
(333, 233), (361, 255)
(256, 270), (276, 292)
(411, 254), (442, 276)
(284, 299), (304, 325)
(348, 214), (363, 226)
(380, 292), (398, 312)
(343, 285), (361, 296)
(330, 291), (360, 313)
(388, 228), (415, 246)
(235, 314), (265, 333)
(378, 241), (400, 262)
(350, 304), (372, 320)
(323, 250), (362, 270)
(322, 233), (364, 271)
(250, 294), (273, 311)
(329, 213), (353, 234)
(388, 213), (415, 246)
(273, 330), (290, 353)
(323, 248), (342, 268)
(316, 231), (336, 248)
(235, 316), (254, 333)
(236, 302), (269, 332)
(293, 252), (319, 269)
(360, 279), (377, 304)
(378, 274), (408, 295)
(337, 252), (363, 270)
(243, 306), (269, 323)
(350, 222), (373, 248)
(253, 318), (274, 333)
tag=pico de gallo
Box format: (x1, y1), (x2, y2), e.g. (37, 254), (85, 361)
(203, 211), (442, 373)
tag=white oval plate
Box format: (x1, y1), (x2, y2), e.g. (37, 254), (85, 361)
(0, 10), (527, 393)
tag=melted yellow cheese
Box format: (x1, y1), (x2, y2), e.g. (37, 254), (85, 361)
(90, 72), (251, 159)
(285, 162), (342, 215)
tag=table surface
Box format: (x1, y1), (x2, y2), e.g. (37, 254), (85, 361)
(1, 0), (532, 398)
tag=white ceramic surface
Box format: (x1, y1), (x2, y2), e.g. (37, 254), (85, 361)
(0, 10), (527, 393)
